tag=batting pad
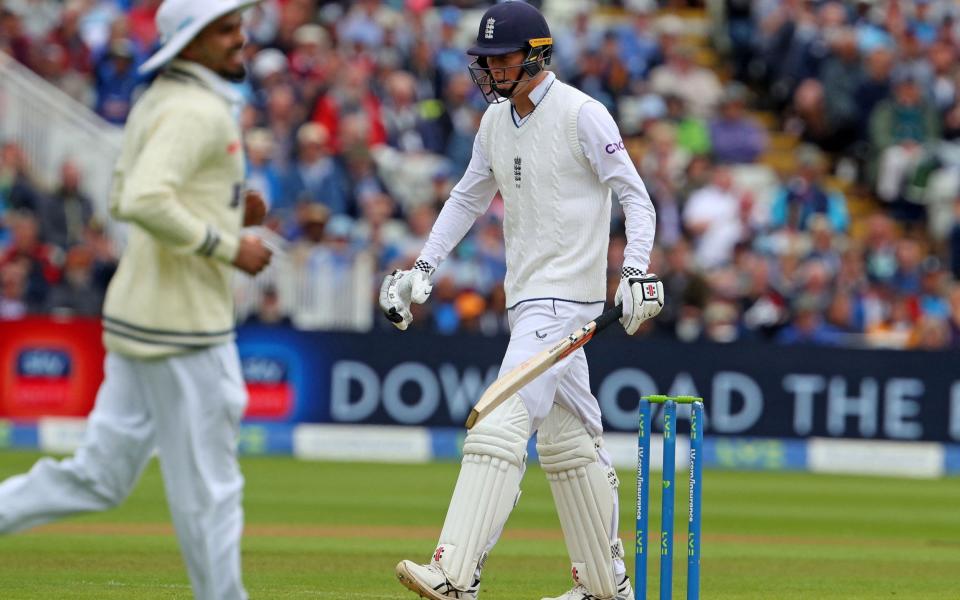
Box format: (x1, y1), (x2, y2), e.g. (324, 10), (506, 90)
(537, 404), (620, 599)
(436, 395), (529, 590)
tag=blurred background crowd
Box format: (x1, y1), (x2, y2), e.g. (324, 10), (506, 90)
(2, 0), (960, 349)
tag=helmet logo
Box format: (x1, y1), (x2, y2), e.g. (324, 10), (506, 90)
(484, 17), (496, 40)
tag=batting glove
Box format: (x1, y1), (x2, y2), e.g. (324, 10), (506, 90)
(615, 267), (664, 335)
(379, 259), (435, 331)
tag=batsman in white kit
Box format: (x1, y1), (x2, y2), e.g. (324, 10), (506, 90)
(0, 0), (273, 598)
(379, 3), (663, 600)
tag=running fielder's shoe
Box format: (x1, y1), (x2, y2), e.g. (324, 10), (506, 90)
(396, 560), (479, 600)
(541, 574), (634, 600)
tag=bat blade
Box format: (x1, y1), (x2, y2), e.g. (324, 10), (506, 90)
(465, 304), (622, 429)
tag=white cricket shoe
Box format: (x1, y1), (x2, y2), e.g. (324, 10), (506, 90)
(541, 574), (634, 600)
(396, 560), (479, 600)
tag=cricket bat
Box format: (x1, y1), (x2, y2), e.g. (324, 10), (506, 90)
(465, 303), (624, 429)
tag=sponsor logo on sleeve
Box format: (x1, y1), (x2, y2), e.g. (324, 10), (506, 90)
(605, 140), (625, 154)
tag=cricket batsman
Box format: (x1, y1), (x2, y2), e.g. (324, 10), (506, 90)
(0, 0), (271, 598)
(379, 2), (663, 599)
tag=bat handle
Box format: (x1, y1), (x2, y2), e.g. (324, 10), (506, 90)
(592, 303), (623, 332)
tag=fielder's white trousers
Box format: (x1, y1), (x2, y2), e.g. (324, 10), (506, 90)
(496, 299), (625, 576)
(0, 344), (248, 600)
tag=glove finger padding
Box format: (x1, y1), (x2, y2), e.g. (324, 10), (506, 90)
(617, 270), (664, 335)
(378, 261), (435, 331)
(380, 270), (413, 330)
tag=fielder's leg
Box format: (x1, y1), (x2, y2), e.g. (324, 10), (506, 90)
(143, 344), (248, 600)
(397, 393), (530, 599)
(0, 353), (155, 533)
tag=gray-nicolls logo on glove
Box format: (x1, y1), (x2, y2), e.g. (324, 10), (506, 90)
(379, 259), (435, 331)
(615, 267), (664, 335)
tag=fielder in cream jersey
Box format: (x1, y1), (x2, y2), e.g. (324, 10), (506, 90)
(381, 3), (663, 600)
(0, 1), (271, 599)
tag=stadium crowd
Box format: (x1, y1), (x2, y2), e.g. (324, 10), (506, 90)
(2, 0), (960, 349)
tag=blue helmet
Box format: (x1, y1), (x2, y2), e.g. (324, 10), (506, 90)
(467, 1), (553, 104)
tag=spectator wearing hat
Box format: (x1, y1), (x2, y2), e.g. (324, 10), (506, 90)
(289, 24), (335, 103)
(283, 122), (350, 216)
(708, 82), (767, 163)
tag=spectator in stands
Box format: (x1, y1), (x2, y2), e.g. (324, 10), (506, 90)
(0, 211), (60, 310)
(639, 120), (688, 246)
(45, 0), (92, 77)
(891, 238), (924, 295)
(770, 144), (849, 232)
(39, 160), (93, 250)
(815, 27), (863, 152)
(0, 7), (32, 66)
(0, 258), (28, 319)
(243, 285), (292, 327)
(44, 244), (102, 316)
(854, 46), (894, 142)
(311, 63), (386, 153)
(615, 7), (661, 85)
(263, 83), (303, 171)
(93, 38), (141, 124)
(84, 219), (117, 296)
(649, 43), (722, 119)
(708, 82), (767, 163)
(288, 24), (335, 103)
(871, 70), (941, 215)
(950, 198), (960, 280)
(353, 191), (406, 268)
(928, 40), (957, 113)
(910, 315), (951, 350)
(553, 8), (601, 80)
(283, 122), (351, 216)
(948, 284), (960, 345)
(776, 294), (843, 345)
(127, 0), (160, 55)
(0, 142), (43, 214)
(381, 71), (428, 152)
(683, 164), (747, 269)
(804, 215), (843, 274)
(863, 213), (899, 284)
(244, 128), (284, 214)
(657, 238), (710, 337)
(664, 93), (710, 156)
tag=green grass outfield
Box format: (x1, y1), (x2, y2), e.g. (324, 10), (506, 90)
(0, 451), (958, 599)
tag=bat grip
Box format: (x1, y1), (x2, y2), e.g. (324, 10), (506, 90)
(593, 303), (623, 333)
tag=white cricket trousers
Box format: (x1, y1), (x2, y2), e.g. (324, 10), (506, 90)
(497, 299), (625, 577)
(0, 343), (248, 600)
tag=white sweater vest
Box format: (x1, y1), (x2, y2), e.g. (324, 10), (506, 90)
(479, 80), (611, 307)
